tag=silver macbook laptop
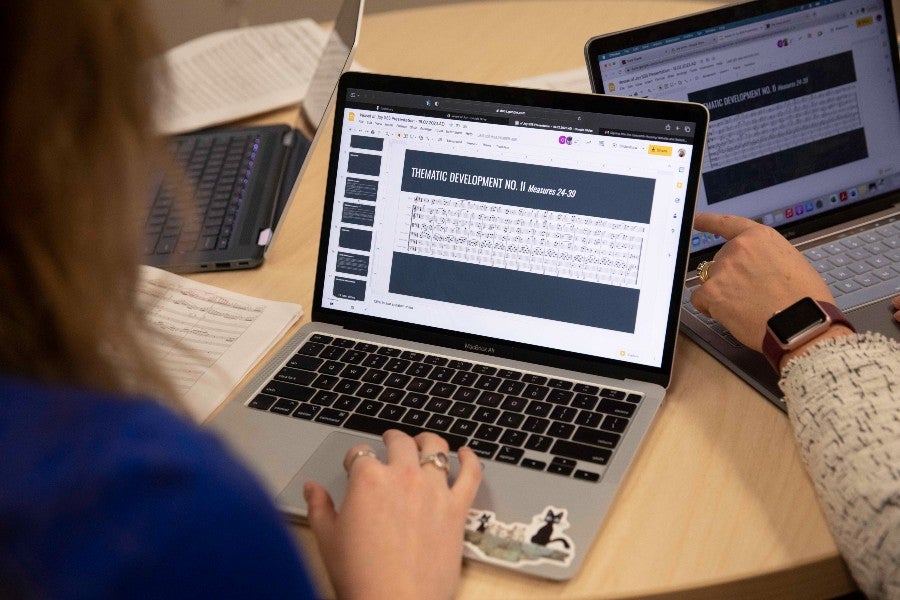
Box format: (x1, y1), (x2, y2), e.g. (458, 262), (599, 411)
(208, 72), (709, 579)
(586, 0), (900, 410)
(144, 0), (363, 273)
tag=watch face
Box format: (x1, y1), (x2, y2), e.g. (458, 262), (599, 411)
(768, 297), (827, 345)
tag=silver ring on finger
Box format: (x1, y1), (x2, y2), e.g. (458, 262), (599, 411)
(419, 451), (451, 476)
(346, 449), (378, 472)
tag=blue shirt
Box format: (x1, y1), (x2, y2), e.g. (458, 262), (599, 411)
(0, 377), (317, 598)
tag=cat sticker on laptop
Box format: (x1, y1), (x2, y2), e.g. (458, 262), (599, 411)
(464, 506), (575, 569)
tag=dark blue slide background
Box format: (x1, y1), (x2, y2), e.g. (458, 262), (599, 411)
(345, 177), (379, 201)
(338, 227), (372, 251)
(688, 52), (867, 203)
(702, 129), (867, 203)
(401, 150), (655, 223)
(350, 135), (384, 151)
(336, 252), (370, 276)
(341, 202), (376, 226)
(334, 277), (367, 301)
(347, 152), (382, 176)
(688, 52), (857, 121)
(389, 252), (639, 333)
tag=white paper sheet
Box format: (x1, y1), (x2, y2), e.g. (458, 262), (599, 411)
(139, 266), (302, 422)
(154, 19), (328, 134)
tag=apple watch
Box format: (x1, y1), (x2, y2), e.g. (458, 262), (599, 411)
(762, 297), (855, 371)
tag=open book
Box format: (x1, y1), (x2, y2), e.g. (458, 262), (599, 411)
(139, 266), (302, 421)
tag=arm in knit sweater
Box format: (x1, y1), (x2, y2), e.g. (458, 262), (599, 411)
(779, 332), (900, 599)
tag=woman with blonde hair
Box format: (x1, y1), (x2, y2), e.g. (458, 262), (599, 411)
(0, 3), (480, 598)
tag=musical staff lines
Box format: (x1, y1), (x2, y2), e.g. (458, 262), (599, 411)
(137, 266), (301, 422)
(706, 84), (860, 171)
(141, 278), (264, 394)
(398, 196), (645, 287)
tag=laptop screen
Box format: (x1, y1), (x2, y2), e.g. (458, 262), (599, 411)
(589, 0), (900, 255)
(315, 74), (707, 375)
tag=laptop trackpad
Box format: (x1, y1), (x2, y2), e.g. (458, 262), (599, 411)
(276, 431), (460, 518)
(847, 297), (900, 339)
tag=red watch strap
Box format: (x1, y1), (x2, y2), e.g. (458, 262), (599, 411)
(762, 301), (854, 371)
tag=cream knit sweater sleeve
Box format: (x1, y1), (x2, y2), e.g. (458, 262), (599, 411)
(780, 332), (900, 599)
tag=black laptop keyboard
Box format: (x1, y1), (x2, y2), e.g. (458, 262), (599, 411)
(145, 134), (259, 256)
(247, 334), (643, 482)
(683, 218), (900, 347)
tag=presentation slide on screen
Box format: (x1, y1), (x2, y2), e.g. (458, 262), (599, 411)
(390, 150), (652, 334)
(598, 1), (900, 227)
(320, 107), (691, 366)
(688, 53), (866, 204)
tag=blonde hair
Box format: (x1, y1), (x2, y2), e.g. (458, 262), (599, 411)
(1, 1), (175, 400)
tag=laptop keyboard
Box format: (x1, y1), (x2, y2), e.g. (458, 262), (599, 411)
(247, 333), (644, 482)
(145, 134), (259, 256)
(803, 220), (900, 308)
(683, 219), (900, 346)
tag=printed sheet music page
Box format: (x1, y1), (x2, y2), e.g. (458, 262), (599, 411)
(138, 266), (302, 421)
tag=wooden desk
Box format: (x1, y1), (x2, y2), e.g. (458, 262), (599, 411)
(197, 2), (857, 597)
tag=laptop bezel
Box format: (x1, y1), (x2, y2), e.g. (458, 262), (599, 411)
(584, 0), (900, 270)
(311, 72), (709, 388)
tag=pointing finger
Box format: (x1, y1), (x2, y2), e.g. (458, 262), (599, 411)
(694, 212), (759, 240)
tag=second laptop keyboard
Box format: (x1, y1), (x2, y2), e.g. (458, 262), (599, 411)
(802, 219), (900, 309)
(684, 218), (900, 346)
(145, 133), (260, 256)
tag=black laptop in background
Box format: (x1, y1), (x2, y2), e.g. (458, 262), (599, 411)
(586, 0), (900, 409)
(144, 0), (363, 273)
